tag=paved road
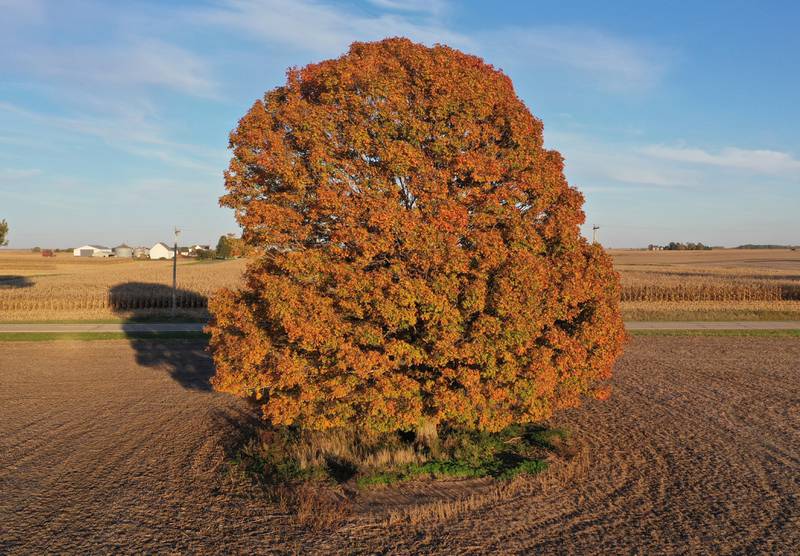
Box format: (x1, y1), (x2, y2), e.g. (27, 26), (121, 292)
(625, 320), (800, 330)
(0, 321), (798, 333)
(0, 323), (206, 333)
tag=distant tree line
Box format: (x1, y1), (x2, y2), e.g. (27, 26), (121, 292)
(736, 244), (796, 250)
(29, 247), (75, 253)
(195, 248), (216, 260)
(194, 234), (252, 260)
(663, 242), (712, 251)
(215, 233), (251, 259)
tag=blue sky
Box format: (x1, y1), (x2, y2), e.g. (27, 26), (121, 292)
(1, 0), (798, 248)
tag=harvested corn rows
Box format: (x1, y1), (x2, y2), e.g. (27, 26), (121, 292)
(0, 253), (247, 320)
(2, 249), (800, 321)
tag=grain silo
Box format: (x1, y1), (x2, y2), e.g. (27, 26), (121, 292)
(113, 244), (133, 258)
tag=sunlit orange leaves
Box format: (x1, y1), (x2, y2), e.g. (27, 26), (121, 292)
(207, 38), (626, 434)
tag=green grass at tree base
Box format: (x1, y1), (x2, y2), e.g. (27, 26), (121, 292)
(229, 423), (569, 491)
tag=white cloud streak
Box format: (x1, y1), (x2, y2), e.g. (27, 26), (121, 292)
(0, 0), (46, 25)
(0, 101), (225, 175)
(547, 130), (698, 189)
(192, 2), (666, 93)
(641, 145), (800, 175)
(0, 168), (42, 180)
(192, 0), (471, 55)
(482, 26), (667, 92)
(13, 38), (217, 98)
(549, 129), (800, 197)
(366, 0), (449, 15)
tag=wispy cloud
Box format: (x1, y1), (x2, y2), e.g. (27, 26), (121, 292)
(0, 101), (225, 175)
(367, 0), (449, 16)
(0, 168), (42, 180)
(641, 145), (800, 175)
(192, 0), (470, 55)
(191, 1), (668, 94)
(13, 38), (217, 98)
(483, 26), (668, 92)
(0, 0), (46, 25)
(549, 128), (800, 198)
(547, 130), (698, 189)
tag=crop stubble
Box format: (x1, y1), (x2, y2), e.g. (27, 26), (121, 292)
(1, 336), (797, 553)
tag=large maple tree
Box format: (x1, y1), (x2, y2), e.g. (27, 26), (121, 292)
(208, 38), (626, 433)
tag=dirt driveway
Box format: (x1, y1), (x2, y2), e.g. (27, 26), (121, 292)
(1, 337), (799, 554)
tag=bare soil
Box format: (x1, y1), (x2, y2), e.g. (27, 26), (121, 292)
(1, 337), (799, 554)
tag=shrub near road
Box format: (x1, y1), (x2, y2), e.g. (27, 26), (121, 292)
(207, 38), (627, 441)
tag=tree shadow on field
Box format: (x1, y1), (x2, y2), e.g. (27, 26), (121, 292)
(0, 275), (33, 289)
(110, 282), (214, 391)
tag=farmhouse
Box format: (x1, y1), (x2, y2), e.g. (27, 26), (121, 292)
(73, 245), (113, 257)
(149, 242), (174, 260)
(188, 244), (210, 254)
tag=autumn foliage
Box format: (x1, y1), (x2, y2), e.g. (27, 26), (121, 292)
(208, 38), (626, 434)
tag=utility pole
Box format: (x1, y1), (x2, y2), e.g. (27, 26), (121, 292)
(172, 227), (180, 318)
(592, 225), (600, 245)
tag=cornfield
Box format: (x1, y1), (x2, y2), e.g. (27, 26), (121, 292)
(0, 252), (248, 321)
(0, 290), (210, 312)
(611, 248), (800, 320)
(2, 249), (800, 321)
(621, 281), (800, 302)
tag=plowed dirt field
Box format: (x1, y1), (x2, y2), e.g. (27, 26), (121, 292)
(1, 337), (798, 554)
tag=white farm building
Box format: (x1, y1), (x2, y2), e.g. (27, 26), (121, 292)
(73, 245), (113, 257)
(149, 242), (175, 260)
(188, 244), (210, 255)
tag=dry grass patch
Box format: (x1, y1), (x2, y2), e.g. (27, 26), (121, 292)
(225, 423), (569, 527)
(385, 446), (588, 527)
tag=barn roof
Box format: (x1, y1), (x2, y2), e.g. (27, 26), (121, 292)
(151, 242), (171, 249)
(114, 244), (132, 249)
